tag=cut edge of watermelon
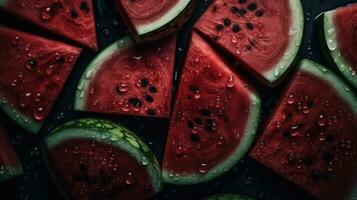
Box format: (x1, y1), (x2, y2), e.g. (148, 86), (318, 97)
(134, 0), (192, 37)
(0, 165), (23, 183)
(323, 9), (357, 88)
(299, 59), (357, 113)
(0, 97), (41, 133)
(74, 36), (134, 111)
(43, 118), (163, 193)
(263, 0), (304, 85)
(162, 92), (261, 184)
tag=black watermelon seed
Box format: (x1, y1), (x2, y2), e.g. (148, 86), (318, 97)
(191, 134), (200, 142)
(201, 109), (212, 116)
(147, 109), (156, 116)
(223, 18), (231, 26)
(212, 5), (218, 12)
(238, 0), (247, 4)
(205, 125), (215, 132)
(230, 6), (239, 14)
(255, 9), (264, 17)
(80, 1), (88, 10)
(189, 84), (199, 93)
(57, 56), (65, 64)
(322, 152), (333, 163)
(187, 120), (194, 129)
(246, 45), (252, 51)
(247, 3), (257, 11)
(71, 10), (78, 18)
(246, 22), (254, 30)
(149, 86), (157, 93)
(215, 24), (224, 32)
(128, 98), (142, 107)
(232, 24), (241, 32)
(140, 78), (149, 87)
(145, 95), (154, 103)
(195, 117), (203, 125)
(213, 35), (219, 41)
(238, 8), (247, 16)
(303, 157), (313, 166)
(27, 59), (37, 68)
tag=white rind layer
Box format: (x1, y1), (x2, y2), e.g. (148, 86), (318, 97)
(264, 0), (304, 85)
(323, 8), (357, 88)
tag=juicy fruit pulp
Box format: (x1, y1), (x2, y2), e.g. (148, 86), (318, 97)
(116, 0), (196, 42)
(0, 119), (22, 183)
(0, 26), (81, 133)
(0, 0), (97, 50)
(194, 0), (303, 85)
(44, 119), (162, 200)
(250, 59), (357, 200)
(323, 3), (357, 88)
(162, 32), (260, 184)
(75, 36), (176, 118)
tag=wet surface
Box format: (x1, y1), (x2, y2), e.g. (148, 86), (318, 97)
(0, 0), (356, 199)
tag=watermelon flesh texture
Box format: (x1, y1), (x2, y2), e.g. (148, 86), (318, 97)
(115, 0), (196, 42)
(250, 59), (357, 200)
(0, 0), (97, 51)
(162, 32), (260, 184)
(75, 36), (175, 118)
(44, 119), (162, 200)
(194, 0), (303, 85)
(0, 120), (22, 183)
(0, 26), (81, 133)
(323, 3), (357, 88)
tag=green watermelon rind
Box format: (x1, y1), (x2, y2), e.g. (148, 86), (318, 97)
(204, 193), (253, 200)
(263, 0), (304, 85)
(0, 96), (41, 133)
(299, 59), (357, 113)
(322, 7), (357, 88)
(0, 0), (6, 6)
(74, 36), (134, 111)
(44, 118), (163, 193)
(162, 92), (261, 184)
(0, 165), (23, 183)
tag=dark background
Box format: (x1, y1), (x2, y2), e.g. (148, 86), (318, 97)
(0, 0), (357, 199)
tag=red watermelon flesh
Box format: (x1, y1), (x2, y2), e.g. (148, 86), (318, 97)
(250, 59), (357, 200)
(0, 26), (81, 133)
(48, 139), (155, 200)
(334, 4), (357, 73)
(75, 36), (175, 118)
(0, 119), (22, 182)
(0, 0), (97, 51)
(194, 0), (303, 85)
(162, 32), (260, 184)
(115, 0), (196, 43)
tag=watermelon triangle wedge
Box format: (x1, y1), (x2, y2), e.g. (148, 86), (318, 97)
(0, 0), (97, 51)
(0, 26), (81, 133)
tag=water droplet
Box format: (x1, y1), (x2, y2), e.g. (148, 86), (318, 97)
(33, 107), (46, 121)
(198, 163), (209, 174)
(273, 68), (280, 77)
(226, 74), (234, 88)
(231, 36), (238, 44)
(287, 94), (295, 104)
(25, 59), (37, 70)
(327, 39), (337, 51)
(193, 91), (201, 99)
(142, 157), (149, 166)
(317, 114), (327, 127)
(125, 172), (136, 185)
(12, 36), (21, 46)
(244, 175), (253, 185)
(18, 93), (31, 108)
(116, 83), (129, 93)
(235, 49), (241, 55)
(319, 132), (325, 141)
(132, 56), (142, 60)
(40, 6), (55, 21)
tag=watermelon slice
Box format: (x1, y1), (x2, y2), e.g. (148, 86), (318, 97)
(115, 0), (196, 43)
(0, 26), (81, 133)
(162, 32), (261, 184)
(74, 35), (175, 118)
(250, 59), (357, 200)
(194, 0), (304, 86)
(43, 118), (162, 200)
(0, 0), (97, 51)
(204, 193), (252, 200)
(322, 3), (357, 88)
(0, 119), (22, 183)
